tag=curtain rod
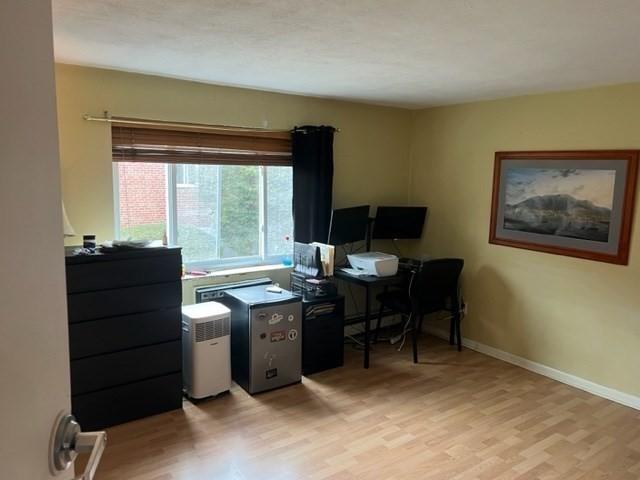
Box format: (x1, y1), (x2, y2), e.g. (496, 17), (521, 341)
(83, 112), (340, 133)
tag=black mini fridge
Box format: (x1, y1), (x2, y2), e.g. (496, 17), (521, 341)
(221, 285), (302, 394)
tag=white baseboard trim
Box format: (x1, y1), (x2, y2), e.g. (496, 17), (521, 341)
(425, 326), (640, 411)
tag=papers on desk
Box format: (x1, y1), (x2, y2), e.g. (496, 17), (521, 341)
(337, 267), (367, 276)
(304, 302), (337, 319)
(310, 242), (335, 277)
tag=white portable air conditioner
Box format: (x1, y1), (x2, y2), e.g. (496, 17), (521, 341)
(182, 301), (231, 399)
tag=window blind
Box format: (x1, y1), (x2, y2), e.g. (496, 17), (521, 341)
(111, 124), (292, 166)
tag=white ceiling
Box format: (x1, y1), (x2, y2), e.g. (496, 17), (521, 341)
(53, 0), (640, 109)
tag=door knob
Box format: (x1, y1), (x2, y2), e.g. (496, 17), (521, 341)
(50, 413), (107, 480)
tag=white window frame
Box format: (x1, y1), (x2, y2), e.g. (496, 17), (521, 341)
(176, 164), (200, 186)
(113, 163), (292, 271)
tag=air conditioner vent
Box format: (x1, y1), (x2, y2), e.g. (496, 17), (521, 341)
(195, 316), (230, 342)
(195, 277), (272, 303)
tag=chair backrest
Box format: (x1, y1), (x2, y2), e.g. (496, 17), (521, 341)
(409, 258), (464, 309)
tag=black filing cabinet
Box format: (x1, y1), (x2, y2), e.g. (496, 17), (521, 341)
(302, 295), (345, 376)
(65, 247), (183, 430)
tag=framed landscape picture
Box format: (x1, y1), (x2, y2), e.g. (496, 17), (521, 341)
(489, 150), (638, 264)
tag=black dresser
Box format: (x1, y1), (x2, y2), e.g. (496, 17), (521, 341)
(65, 247), (183, 430)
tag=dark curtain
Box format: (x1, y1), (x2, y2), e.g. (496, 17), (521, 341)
(292, 125), (335, 244)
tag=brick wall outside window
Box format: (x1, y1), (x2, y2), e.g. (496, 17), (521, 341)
(118, 162), (166, 228)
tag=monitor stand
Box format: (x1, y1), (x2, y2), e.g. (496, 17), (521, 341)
(365, 217), (374, 252)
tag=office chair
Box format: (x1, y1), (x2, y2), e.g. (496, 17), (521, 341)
(374, 258), (464, 363)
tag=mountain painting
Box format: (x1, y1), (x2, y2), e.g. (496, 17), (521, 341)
(503, 167), (615, 243)
(490, 151), (638, 265)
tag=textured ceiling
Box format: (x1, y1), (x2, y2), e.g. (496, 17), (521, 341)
(53, 0), (640, 109)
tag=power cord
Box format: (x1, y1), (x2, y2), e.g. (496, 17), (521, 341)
(392, 239), (404, 258)
(394, 314), (413, 351)
(392, 268), (418, 351)
(344, 334), (366, 349)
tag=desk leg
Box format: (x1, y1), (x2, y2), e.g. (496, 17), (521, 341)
(374, 285), (388, 343)
(364, 285), (370, 369)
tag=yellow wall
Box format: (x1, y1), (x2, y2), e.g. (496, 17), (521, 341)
(55, 63), (640, 397)
(55, 64), (412, 243)
(409, 83), (640, 396)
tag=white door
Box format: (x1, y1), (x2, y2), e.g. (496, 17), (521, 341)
(0, 2), (104, 479)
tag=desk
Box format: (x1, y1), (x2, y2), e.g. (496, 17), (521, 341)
(333, 269), (405, 368)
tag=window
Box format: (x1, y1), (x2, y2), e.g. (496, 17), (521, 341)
(115, 162), (293, 268)
(176, 164), (199, 185)
(112, 123), (293, 269)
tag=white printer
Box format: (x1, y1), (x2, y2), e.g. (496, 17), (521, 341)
(346, 252), (399, 277)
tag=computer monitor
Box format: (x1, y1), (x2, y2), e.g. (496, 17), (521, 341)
(372, 206), (428, 239)
(328, 205), (370, 245)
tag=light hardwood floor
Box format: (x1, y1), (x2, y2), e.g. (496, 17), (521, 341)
(95, 336), (640, 479)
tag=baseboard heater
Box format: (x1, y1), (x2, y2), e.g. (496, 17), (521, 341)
(195, 277), (272, 303)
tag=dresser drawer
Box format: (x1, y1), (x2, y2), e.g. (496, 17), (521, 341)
(72, 373), (183, 430)
(67, 281), (181, 323)
(66, 254), (181, 293)
(69, 308), (181, 360)
(70, 341), (181, 395)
